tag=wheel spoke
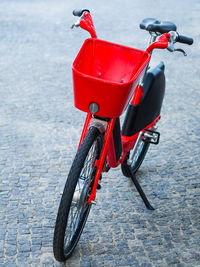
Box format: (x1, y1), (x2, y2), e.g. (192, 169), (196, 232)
(67, 207), (77, 241)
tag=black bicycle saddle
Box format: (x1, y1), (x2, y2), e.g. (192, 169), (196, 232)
(140, 18), (177, 34)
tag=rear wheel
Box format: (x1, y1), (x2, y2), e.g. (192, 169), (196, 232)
(121, 138), (150, 177)
(121, 123), (158, 177)
(53, 127), (103, 262)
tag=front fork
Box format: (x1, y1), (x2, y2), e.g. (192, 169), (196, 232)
(78, 113), (116, 204)
(88, 118), (116, 204)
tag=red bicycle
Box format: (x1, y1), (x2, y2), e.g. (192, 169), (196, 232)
(53, 9), (193, 262)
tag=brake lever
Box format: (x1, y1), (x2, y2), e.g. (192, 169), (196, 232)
(167, 31), (187, 56)
(174, 48), (187, 56)
(167, 31), (176, 52)
(71, 19), (81, 29)
(167, 46), (187, 56)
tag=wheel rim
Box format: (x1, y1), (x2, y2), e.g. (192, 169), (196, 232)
(63, 141), (97, 252)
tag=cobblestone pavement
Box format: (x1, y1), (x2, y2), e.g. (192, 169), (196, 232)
(0, 0), (200, 266)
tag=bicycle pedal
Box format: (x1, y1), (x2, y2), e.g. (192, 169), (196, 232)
(143, 129), (160, 145)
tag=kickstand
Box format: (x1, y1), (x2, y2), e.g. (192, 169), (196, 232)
(127, 165), (154, 210)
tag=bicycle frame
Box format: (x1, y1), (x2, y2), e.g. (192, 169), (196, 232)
(73, 12), (171, 204)
(78, 69), (162, 205)
(79, 105), (160, 204)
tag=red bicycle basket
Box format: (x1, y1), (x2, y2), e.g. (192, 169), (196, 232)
(72, 38), (151, 117)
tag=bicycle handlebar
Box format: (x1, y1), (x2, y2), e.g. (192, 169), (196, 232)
(176, 34), (193, 45)
(71, 10), (194, 49)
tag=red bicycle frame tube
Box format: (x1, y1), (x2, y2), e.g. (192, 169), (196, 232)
(77, 112), (92, 150)
(131, 85), (143, 105)
(106, 132), (118, 168)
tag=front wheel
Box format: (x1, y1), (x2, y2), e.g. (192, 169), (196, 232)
(53, 127), (103, 262)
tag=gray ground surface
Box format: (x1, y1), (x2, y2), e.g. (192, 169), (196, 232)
(0, 0), (200, 266)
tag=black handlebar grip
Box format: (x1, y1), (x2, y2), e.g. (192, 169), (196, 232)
(177, 34), (193, 45)
(72, 9), (90, 17)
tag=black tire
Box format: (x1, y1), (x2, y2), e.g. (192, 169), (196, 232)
(121, 136), (150, 177)
(53, 127), (103, 262)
